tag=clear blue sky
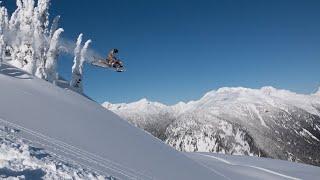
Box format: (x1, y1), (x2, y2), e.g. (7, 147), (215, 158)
(5, 0), (320, 104)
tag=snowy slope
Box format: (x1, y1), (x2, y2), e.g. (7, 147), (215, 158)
(0, 125), (106, 179)
(1, 63), (320, 180)
(187, 152), (320, 180)
(0, 63), (223, 180)
(104, 87), (320, 167)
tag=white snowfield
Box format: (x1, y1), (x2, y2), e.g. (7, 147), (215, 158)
(187, 153), (320, 180)
(0, 63), (220, 179)
(0, 63), (320, 180)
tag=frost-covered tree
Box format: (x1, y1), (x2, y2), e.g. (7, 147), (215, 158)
(70, 34), (91, 93)
(0, 6), (8, 33)
(0, 0), (94, 93)
(49, 15), (60, 38)
(44, 28), (63, 82)
(13, 0), (37, 73)
(70, 34), (83, 91)
(0, 5), (9, 66)
(0, 35), (4, 66)
(78, 39), (91, 90)
(0, 0), (65, 77)
(33, 0), (50, 72)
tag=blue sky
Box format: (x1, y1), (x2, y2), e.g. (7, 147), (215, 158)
(4, 0), (320, 104)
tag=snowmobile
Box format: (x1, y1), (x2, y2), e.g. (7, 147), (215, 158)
(91, 57), (125, 72)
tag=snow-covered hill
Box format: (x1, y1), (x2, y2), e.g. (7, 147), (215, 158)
(103, 86), (320, 167)
(1, 64), (320, 180)
(0, 63), (225, 179)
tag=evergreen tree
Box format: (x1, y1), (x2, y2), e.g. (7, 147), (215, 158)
(0, 0), (93, 93)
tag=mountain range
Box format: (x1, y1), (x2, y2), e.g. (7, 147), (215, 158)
(103, 86), (320, 166)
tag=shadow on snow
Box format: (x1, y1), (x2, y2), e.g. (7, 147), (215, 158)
(0, 64), (33, 80)
(0, 168), (46, 180)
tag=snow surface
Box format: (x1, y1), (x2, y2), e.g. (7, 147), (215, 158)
(0, 63), (222, 179)
(1, 63), (320, 179)
(187, 152), (320, 180)
(0, 125), (106, 180)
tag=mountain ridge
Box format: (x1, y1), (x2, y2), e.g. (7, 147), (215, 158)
(104, 86), (320, 113)
(103, 86), (320, 166)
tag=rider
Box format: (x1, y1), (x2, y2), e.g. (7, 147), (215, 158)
(107, 49), (119, 67)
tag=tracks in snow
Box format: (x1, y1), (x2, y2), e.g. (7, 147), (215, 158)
(197, 154), (301, 180)
(0, 116), (304, 180)
(0, 117), (153, 180)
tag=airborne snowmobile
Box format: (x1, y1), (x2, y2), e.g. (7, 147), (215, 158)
(91, 49), (125, 72)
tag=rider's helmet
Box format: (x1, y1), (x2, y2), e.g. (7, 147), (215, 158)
(112, 49), (119, 54)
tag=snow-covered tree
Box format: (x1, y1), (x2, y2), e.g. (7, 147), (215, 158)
(0, 35), (4, 66)
(49, 15), (60, 38)
(70, 34), (83, 91)
(0, 0), (94, 93)
(80, 40), (92, 72)
(0, 6), (9, 33)
(70, 34), (91, 93)
(0, 5), (9, 66)
(34, 0), (50, 35)
(0, 0), (63, 76)
(77, 39), (91, 91)
(33, 0), (50, 74)
(44, 28), (63, 82)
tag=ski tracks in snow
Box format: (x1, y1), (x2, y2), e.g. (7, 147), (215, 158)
(197, 154), (301, 180)
(0, 116), (305, 180)
(0, 117), (153, 180)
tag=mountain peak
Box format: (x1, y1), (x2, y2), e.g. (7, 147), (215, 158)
(261, 86), (277, 94)
(203, 86), (282, 100)
(129, 98), (154, 107)
(137, 98), (149, 103)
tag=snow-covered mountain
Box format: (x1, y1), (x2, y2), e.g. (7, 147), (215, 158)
(103, 86), (320, 167)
